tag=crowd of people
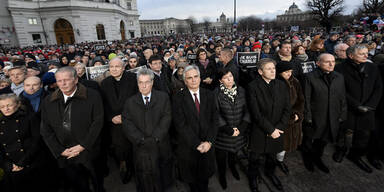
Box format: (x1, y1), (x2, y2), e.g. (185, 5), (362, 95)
(0, 28), (384, 192)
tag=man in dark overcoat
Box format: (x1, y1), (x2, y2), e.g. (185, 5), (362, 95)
(41, 66), (104, 192)
(148, 55), (172, 95)
(172, 65), (218, 192)
(122, 68), (173, 192)
(100, 58), (137, 183)
(334, 44), (383, 173)
(247, 58), (291, 192)
(302, 53), (347, 173)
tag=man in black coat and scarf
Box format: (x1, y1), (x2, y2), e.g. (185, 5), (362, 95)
(172, 65), (218, 192)
(247, 58), (291, 192)
(302, 53), (347, 173)
(334, 44), (383, 173)
(100, 58), (138, 184)
(41, 66), (104, 192)
(122, 68), (173, 192)
(148, 55), (172, 96)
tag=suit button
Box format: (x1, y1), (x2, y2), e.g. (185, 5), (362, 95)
(5, 153), (9, 156)
(2, 143), (5, 146)
(0, 132), (3, 135)
(15, 119), (19, 123)
(15, 130), (19, 133)
(1, 121), (4, 124)
(20, 149), (24, 152)
(17, 139), (21, 142)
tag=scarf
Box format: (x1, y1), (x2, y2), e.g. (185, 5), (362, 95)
(295, 53), (309, 62)
(220, 83), (237, 103)
(278, 53), (292, 61)
(11, 83), (24, 96)
(199, 59), (209, 69)
(22, 88), (43, 112)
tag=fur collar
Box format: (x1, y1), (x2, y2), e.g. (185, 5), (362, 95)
(50, 83), (87, 102)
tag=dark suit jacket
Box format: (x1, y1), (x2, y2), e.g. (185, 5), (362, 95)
(172, 88), (218, 182)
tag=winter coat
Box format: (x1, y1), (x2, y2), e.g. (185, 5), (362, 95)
(172, 88), (218, 183)
(335, 60), (382, 148)
(40, 83), (104, 169)
(303, 69), (347, 142)
(281, 76), (305, 152)
(214, 86), (250, 153)
(247, 77), (291, 154)
(122, 90), (173, 191)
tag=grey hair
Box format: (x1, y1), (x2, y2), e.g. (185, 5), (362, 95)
(136, 68), (154, 81)
(257, 58), (276, 70)
(183, 65), (200, 80)
(0, 93), (20, 103)
(9, 65), (27, 75)
(109, 57), (125, 67)
(344, 35), (356, 42)
(346, 44), (368, 57)
(55, 66), (77, 79)
(74, 62), (86, 69)
(334, 43), (348, 52)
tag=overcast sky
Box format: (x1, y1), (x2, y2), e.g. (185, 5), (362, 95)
(137, 0), (362, 22)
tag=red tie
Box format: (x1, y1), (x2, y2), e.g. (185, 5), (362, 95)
(194, 93), (200, 114)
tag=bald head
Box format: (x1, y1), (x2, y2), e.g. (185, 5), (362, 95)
(24, 76), (42, 95)
(317, 53), (335, 73)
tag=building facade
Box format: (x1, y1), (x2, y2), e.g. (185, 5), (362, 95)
(276, 2), (314, 23)
(1, 0), (141, 47)
(194, 13), (232, 34)
(140, 17), (191, 37)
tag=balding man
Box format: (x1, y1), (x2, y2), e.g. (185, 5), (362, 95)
(19, 76), (47, 113)
(302, 53), (347, 173)
(100, 58), (138, 183)
(139, 48), (154, 67)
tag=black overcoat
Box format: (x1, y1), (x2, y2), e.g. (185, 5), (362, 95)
(335, 60), (382, 148)
(303, 69), (347, 142)
(122, 90), (173, 191)
(172, 88), (218, 183)
(214, 86), (250, 153)
(40, 83), (104, 169)
(247, 77), (291, 154)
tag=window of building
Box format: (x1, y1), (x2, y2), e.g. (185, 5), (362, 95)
(96, 24), (106, 40)
(32, 34), (42, 44)
(28, 18), (38, 25)
(127, 1), (132, 10)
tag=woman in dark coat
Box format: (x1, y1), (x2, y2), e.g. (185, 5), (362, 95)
(0, 93), (50, 192)
(196, 49), (217, 90)
(275, 61), (305, 175)
(214, 68), (250, 190)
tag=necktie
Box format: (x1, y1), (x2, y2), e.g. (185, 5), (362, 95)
(194, 93), (200, 114)
(145, 96), (149, 105)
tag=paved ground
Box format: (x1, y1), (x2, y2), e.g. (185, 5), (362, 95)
(104, 146), (384, 192)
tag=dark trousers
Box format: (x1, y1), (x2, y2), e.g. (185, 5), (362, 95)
(248, 152), (277, 178)
(215, 148), (237, 176)
(302, 137), (328, 158)
(61, 164), (93, 192)
(189, 180), (209, 192)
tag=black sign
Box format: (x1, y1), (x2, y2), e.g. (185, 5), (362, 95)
(85, 65), (109, 80)
(237, 52), (260, 69)
(301, 61), (317, 74)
